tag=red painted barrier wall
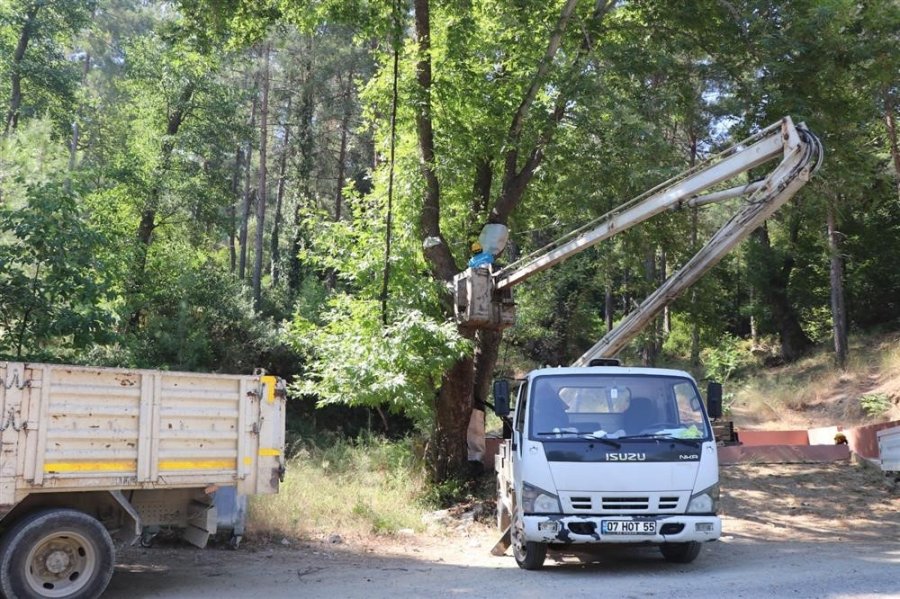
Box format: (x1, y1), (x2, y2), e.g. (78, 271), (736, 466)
(737, 429), (809, 446)
(719, 444), (849, 465)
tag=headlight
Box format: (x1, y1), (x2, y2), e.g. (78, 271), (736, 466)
(687, 483), (719, 514)
(522, 482), (561, 513)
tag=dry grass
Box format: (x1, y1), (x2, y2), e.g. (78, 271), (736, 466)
(729, 331), (900, 429)
(247, 436), (430, 542)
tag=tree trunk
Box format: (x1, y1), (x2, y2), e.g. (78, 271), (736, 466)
(4, 4), (39, 135)
(229, 147), (242, 273)
(271, 96), (292, 286)
(604, 281), (614, 333)
(688, 131), (701, 366)
(239, 89), (257, 282)
(469, 328), (501, 463)
(827, 200), (848, 369)
(641, 246), (659, 365)
(428, 351), (475, 482)
(884, 91), (900, 201)
(252, 44), (270, 309)
(751, 222), (812, 361)
(414, 0), (471, 482)
(288, 39), (315, 294)
(660, 248), (670, 335)
(411, 0), (609, 481)
(335, 66), (355, 222)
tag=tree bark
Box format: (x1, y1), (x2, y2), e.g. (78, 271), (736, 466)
(751, 221), (812, 361)
(271, 96), (292, 287)
(288, 39), (315, 293)
(252, 44), (271, 310)
(413, 0), (457, 283)
(884, 91), (900, 201)
(239, 87), (257, 282)
(827, 200), (848, 369)
(4, 3), (39, 135)
(688, 131), (701, 366)
(414, 0), (469, 482)
(604, 281), (614, 333)
(641, 246), (659, 366)
(335, 66), (355, 222)
(229, 147), (242, 273)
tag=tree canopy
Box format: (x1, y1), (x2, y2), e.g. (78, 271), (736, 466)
(1, 0), (898, 480)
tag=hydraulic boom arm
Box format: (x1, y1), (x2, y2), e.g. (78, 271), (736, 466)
(452, 117), (823, 359)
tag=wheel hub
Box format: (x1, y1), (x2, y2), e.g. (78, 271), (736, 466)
(43, 548), (72, 575)
(33, 540), (79, 579)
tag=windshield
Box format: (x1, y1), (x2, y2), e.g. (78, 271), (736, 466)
(528, 373), (712, 441)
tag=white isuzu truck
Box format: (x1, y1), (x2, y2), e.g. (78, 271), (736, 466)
(492, 363), (723, 569)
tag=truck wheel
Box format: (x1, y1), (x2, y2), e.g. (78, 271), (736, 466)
(0, 508), (115, 599)
(512, 520), (546, 570)
(660, 541), (702, 564)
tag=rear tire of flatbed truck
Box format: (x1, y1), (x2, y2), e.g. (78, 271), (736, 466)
(659, 541), (702, 564)
(0, 508), (115, 599)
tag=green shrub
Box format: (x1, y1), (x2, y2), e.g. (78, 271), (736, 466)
(701, 334), (750, 383)
(859, 393), (891, 417)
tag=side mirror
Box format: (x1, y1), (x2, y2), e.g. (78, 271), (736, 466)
(706, 381), (723, 419)
(492, 380), (510, 417)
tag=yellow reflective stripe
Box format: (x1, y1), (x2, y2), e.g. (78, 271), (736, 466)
(261, 375), (277, 404)
(258, 448), (280, 457)
(158, 459), (236, 471)
(45, 459), (239, 473)
(243, 456), (253, 465)
(44, 461), (136, 473)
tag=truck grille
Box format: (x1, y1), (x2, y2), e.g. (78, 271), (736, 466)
(562, 493), (686, 514)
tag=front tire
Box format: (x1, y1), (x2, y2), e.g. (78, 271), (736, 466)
(0, 508), (115, 599)
(660, 541), (702, 563)
(511, 518), (547, 570)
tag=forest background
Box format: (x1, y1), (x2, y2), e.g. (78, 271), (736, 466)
(1, 0), (898, 483)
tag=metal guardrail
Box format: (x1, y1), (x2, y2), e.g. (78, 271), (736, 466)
(876, 426), (900, 472)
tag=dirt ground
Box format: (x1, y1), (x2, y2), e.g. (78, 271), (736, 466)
(718, 461), (900, 543)
(105, 460), (900, 598)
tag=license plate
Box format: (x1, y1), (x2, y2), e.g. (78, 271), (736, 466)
(601, 520), (657, 535)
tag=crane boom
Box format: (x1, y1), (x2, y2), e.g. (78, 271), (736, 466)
(452, 117), (823, 357)
(574, 122), (822, 364)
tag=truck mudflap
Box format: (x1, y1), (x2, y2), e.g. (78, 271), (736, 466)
(522, 514), (721, 545)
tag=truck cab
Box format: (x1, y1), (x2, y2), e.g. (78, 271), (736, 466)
(494, 365), (722, 569)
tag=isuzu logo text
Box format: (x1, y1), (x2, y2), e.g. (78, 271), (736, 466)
(605, 452), (647, 461)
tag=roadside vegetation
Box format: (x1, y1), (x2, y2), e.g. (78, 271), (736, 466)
(249, 436), (434, 541)
(248, 330), (900, 542)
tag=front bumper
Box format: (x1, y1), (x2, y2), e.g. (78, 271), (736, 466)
(522, 514), (721, 545)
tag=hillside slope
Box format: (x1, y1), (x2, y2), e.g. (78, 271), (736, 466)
(728, 331), (900, 430)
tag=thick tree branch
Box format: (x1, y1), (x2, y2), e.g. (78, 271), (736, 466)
(504, 0), (581, 186)
(414, 0), (457, 282)
(472, 157), (493, 216)
(491, 0), (613, 224)
(4, 3), (40, 135)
